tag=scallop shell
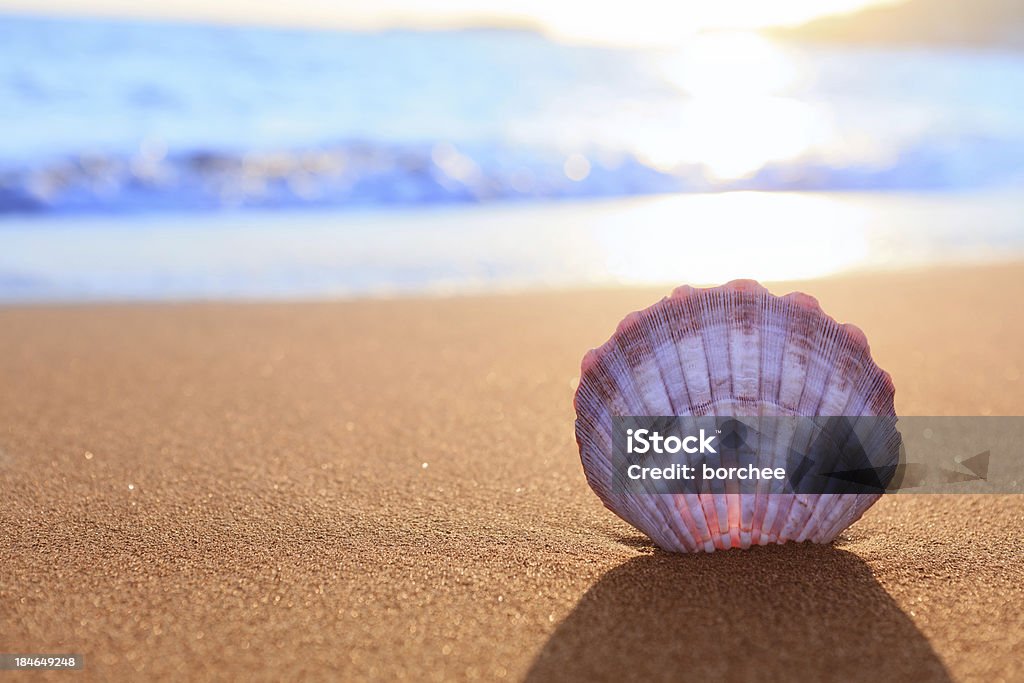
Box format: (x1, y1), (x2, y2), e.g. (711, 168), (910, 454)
(573, 280), (897, 553)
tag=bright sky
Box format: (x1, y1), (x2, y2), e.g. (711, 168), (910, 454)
(1, 0), (901, 45)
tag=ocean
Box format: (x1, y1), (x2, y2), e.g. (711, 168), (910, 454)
(1, 14), (1023, 300)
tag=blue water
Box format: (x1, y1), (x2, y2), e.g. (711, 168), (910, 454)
(2, 14), (1023, 215)
(1, 14), (1023, 302)
(3, 189), (1023, 301)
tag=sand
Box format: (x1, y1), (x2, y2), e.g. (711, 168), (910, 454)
(1, 262), (1022, 681)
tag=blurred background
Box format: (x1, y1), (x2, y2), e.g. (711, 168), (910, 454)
(1, 0), (1023, 300)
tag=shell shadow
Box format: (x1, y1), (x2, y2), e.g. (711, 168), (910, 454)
(526, 544), (951, 683)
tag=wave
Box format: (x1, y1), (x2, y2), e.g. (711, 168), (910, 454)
(2, 136), (1022, 215)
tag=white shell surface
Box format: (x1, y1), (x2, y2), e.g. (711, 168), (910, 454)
(574, 280), (896, 553)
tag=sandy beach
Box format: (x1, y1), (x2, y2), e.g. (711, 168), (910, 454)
(1, 262), (1022, 681)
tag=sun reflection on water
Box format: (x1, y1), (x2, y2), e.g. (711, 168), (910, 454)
(631, 32), (825, 180)
(593, 192), (869, 285)
(664, 32), (801, 98)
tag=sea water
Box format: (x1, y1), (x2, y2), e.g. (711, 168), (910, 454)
(1, 14), (1022, 300)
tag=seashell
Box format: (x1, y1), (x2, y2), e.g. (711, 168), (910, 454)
(573, 280), (897, 553)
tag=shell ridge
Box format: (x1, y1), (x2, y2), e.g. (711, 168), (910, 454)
(695, 288), (732, 544)
(780, 312), (839, 541)
(665, 291), (723, 546)
(654, 300), (717, 547)
(606, 338), (702, 552)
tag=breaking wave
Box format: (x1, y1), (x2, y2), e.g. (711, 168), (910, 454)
(3, 135), (1022, 214)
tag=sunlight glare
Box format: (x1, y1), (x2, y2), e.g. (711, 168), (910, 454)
(595, 192), (870, 285)
(663, 32), (800, 98)
(631, 32), (825, 179)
